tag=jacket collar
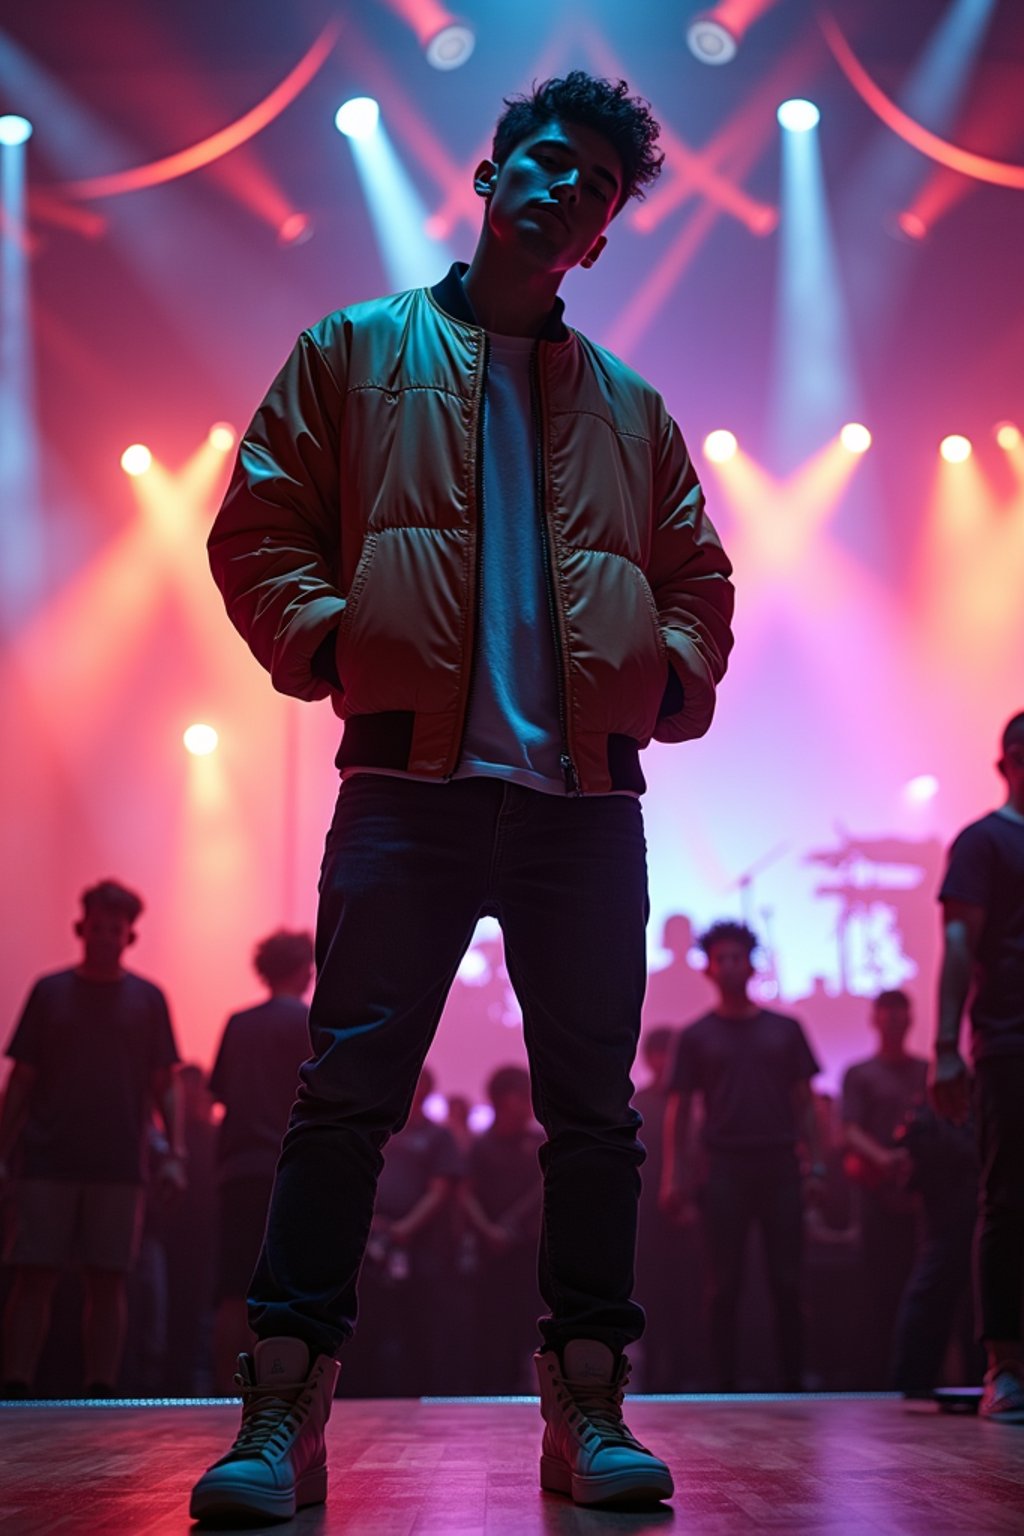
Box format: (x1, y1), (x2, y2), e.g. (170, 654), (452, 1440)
(429, 262), (570, 343)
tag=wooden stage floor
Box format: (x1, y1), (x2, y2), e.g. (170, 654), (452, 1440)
(2, 1393), (1023, 1535)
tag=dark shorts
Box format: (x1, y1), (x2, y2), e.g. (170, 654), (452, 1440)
(4, 1179), (144, 1272)
(216, 1176), (275, 1304)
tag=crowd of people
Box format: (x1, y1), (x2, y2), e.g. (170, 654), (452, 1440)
(0, 882), (991, 1402)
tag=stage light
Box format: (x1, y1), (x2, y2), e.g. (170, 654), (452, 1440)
(777, 99), (820, 133)
(184, 723), (218, 756)
(704, 429), (738, 463)
(995, 421), (1021, 451)
(468, 1102), (495, 1134)
(840, 423), (872, 454)
(120, 443), (152, 477)
(940, 434), (972, 464)
(904, 774), (939, 804)
(0, 115), (32, 146)
(896, 210), (927, 241)
(335, 97), (380, 141)
(426, 22), (475, 70)
(277, 212), (314, 247)
(687, 15), (738, 66)
(208, 423), (236, 453)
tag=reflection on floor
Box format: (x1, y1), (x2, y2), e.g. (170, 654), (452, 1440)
(2, 1393), (1023, 1534)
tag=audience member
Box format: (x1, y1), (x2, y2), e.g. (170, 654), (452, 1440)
(840, 990), (927, 1385)
(461, 1065), (543, 1392)
(661, 920), (823, 1391)
(0, 880), (182, 1397)
(342, 1067), (463, 1396)
(208, 930), (313, 1394)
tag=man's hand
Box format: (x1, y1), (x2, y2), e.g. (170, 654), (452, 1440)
(929, 1050), (971, 1124)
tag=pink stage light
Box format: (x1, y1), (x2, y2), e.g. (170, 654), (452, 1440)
(704, 430), (738, 463)
(184, 723), (219, 756)
(120, 444), (152, 477)
(687, 0), (782, 65)
(208, 423), (237, 453)
(381, 0), (475, 70)
(995, 422), (1021, 451)
(840, 423), (872, 455)
(940, 435), (972, 464)
(277, 212), (314, 247)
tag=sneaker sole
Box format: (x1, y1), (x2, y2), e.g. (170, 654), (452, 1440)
(189, 1466), (327, 1523)
(981, 1407), (1024, 1424)
(540, 1453), (673, 1507)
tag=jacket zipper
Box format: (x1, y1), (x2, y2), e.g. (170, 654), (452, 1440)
(531, 346), (581, 796)
(448, 332), (490, 777)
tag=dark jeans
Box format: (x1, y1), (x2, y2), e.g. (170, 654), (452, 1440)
(975, 1057), (1024, 1344)
(891, 1201), (977, 1393)
(702, 1148), (804, 1391)
(249, 775), (649, 1360)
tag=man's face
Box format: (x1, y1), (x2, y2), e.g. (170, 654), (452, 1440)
(872, 1001), (911, 1051)
(78, 908), (134, 967)
(999, 741), (1024, 802)
(482, 118), (623, 275)
(705, 940), (755, 997)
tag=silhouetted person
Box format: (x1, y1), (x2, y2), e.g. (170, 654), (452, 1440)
(840, 989), (927, 1386)
(191, 68), (733, 1520)
(208, 930), (313, 1395)
(661, 921), (823, 1391)
(932, 711), (1024, 1423)
(343, 1067), (463, 1396)
(462, 1064), (543, 1392)
(0, 880), (182, 1397)
(643, 915), (707, 1031)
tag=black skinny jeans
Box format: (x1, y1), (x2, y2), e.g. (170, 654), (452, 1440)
(248, 775), (650, 1360)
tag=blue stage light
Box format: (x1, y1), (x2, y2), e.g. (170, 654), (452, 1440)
(777, 99), (820, 133)
(335, 98), (380, 141)
(0, 114), (32, 146)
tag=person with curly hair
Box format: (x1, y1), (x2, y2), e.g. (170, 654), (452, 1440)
(191, 71), (734, 1519)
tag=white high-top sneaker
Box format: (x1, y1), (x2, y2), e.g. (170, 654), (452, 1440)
(535, 1339), (674, 1506)
(189, 1336), (340, 1523)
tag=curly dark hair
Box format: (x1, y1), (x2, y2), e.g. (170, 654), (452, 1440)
(492, 71), (664, 214)
(80, 879), (143, 925)
(698, 920), (759, 960)
(254, 929), (313, 986)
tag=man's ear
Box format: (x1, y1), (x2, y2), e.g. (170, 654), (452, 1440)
(579, 234), (608, 271)
(473, 158), (498, 199)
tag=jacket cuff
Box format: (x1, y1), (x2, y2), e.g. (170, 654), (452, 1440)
(311, 629), (342, 690)
(657, 662), (685, 719)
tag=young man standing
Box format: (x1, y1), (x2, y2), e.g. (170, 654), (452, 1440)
(660, 922), (823, 1392)
(0, 880), (183, 1397)
(932, 713), (1024, 1423)
(191, 72), (733, 1519)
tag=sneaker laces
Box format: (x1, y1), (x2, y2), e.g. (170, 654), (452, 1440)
(561, 1363), (646, 1452)
(219, 1375), (312, 1463)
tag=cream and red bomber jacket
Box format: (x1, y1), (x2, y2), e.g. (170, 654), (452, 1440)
(208, 264), (735, 795)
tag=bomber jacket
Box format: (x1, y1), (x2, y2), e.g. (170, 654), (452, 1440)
(208, 263), (735, 795)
